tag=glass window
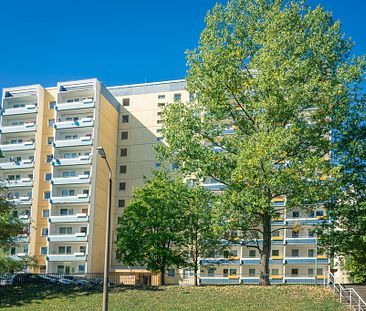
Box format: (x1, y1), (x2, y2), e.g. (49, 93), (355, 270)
(308, 249), (315, 257)
(48, 119), (55, 127)
(167, 269), (175, 277)
(120, 149), (127, 157)
(49, 101), (56, 109)
(122, 115), (129, 123)
(47, 137), (54, 145)
(44, 191), (50, 200)
(46, 154), (53, 163)
(272, 249), (280, 257)
(308, 268), (314, 276)
(292, 211), (300, 218)
(292, 230), (299, 238)
(119, 182), (126, 191)
(272, 230), (280, 237)
(79, 265), (85, 273)
(316, 210), (324, 217)
(41, 228), (48, 236)
(40, 247), (47, 255)
(271, 268), (279, 275)
(118, 200), (125, 208)
(120, 165), (127, 174)
(158, 103), (165, 107)
(248, 269), (256, 277)
(174, 93), (182, 101)
(45, 173), (52, 181)
(158, 95), (165, 99)
(121, 131), (128, 140)
(40, 265), (46, 273)
(155, 163), (161, 169)
(249, 250), (256, 257)
(42, 210), (49, 218)
(223, 269), (229, 277)
(122, 98), (130, 106)
(291, 249), (299, 257)
(317, 268), (323, 276)
(291, 269), (299, 276)
(208, 268), (215, 277)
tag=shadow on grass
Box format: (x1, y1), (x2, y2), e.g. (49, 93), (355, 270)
(0, 283), (162, 308)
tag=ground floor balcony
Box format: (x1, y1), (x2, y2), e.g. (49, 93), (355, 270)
(49, 213), (89, 224)
(0, 159), (33, 170)
(47, 253), (87, 262)
(50, 194), (89, 204)
(47, 233), (88, 243)
(51, 175), (91, 185)
(0, 141), (35, 151)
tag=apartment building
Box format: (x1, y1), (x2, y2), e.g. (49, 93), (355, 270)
(0, 78), (330, 284)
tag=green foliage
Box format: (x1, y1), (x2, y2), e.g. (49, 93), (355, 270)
(344, 256), (366, 283)
(115, 171), (222, 284)
(158, 0), (366, 285)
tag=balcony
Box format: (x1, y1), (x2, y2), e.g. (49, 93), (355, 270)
(53, 136), (92, 148)
(286, 218), (327, 225)
(1, 104), (37, 116)
(56, 99), (94, 111)
(0, 122), (36, 134)
(242, 258), (260, 265)
(54, 118), (93, 129)
(0, 159), (33, 170)
(47, 232), (87, 243)
(19, 214), (31, 223)
(50, 194), (89, 204)
(285, 237), (316, 245)
(203, 182), (226, 191)
(285, 257), (317, 265)
(12, 197), (32, 206)
(49, 213), (88, 223)
(51, 174), (91, 185)
(52, 155), (92, 167)
(0, 141), (35, 152)
(200, 258), (241, 265)
(1, 178), (33, 188)
(9, 253), (27, 260)
(47, 252), (87, 262)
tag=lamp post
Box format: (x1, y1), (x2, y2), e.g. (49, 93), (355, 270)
(97, 147), (112, 311)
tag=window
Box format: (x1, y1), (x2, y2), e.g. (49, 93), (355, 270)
(308, 249), (315, 257)
(316, 210), (324, 217)
(291, 249), (299, 257)
(249, 250), (256, 258)
(10, 247), (16, 255)
(80, 246), (86, 253)
(271, 268), (279, 275)
(40, 265), (46, 273)
(122, 98), (130, 106)
(120, 165), (127, 174)
(40, 247), (47, 255)
(155, 163), (161, 169)
(156, 137), (163, 143)
(46, 154), (53, 163)
(47, 137), (54, 145)
(118, 200), (125, 208)
(308, 230), (315, 237)
(291, 269), (299, 276)
(292, 230), (299, 238)
(272, 230), (280, 237)
(223, 269), (229, 277)
(49, 101), (56, 109)
(272, 249), (280, 257)
(120, 149), (127, 157)
(158, 95), (165, 99)
(229, 269), (237, 276)
(59, 227), (72, 235)
(183, 268), (190, 279)
(121, 131), (128, 140)
(308, 211), (315, 218)
(41, 228), (48, 236)
(157, 112), (163, 117)
(42, 210), (49, 218)
(58, 246), (71, 254)
(45, 173), (52, 181)
(167, 269), (175, 277)
(292, 211), (300, 218)
(44, 191), (50, 200)
(317, 268), (323, 276)
(158, 103), (165, 108)
(174, 93), (182, 101)
(48, 119), (55, 127)
(308, 268), (314, 276)
(79, 265), (85, 273)
(248, 269), (256, 277)
(157, 119), (163, 124)
(203, 268), (214, 277)
(171, 162), (178, 170)
(122, 115), (129, 123)
(119, 182), (126, 191)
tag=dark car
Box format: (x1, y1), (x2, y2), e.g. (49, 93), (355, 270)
(12, 273), (50, 285)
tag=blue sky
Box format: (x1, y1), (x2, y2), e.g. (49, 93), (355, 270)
(0, 0), (364, 88)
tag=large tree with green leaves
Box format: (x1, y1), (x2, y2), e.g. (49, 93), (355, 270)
(159, 0), (365, 285)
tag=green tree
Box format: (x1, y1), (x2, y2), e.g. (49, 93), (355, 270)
(115, 171), (188, 285)
(159, 0), (365, 285)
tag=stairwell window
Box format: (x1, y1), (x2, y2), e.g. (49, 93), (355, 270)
(121, 131), (128, 140)
(122, 98), (130, 106)
(122, 115), (129, 123)
(119, 182), (126, 191)
(41, 228), (48, 236)
(120, 165), (127, 174)
(118, 200), (125, 208)
(120, 148), (127, 157)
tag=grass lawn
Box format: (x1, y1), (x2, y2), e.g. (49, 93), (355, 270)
(0, 284), (346, 311)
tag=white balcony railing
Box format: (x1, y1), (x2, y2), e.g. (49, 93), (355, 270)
(0, 122), (36, 134)
(1, 104), (37, 116)
(0, 141), (35, 151)
(51, 174), (91, 185)
(53, 136), (92, 148)
(47, 232), (87, 243)
(49, 213), (88, 223)
(54, 118), (93, 129)
(0, 159), (34, 170)
(47, 252), (87, 262)
(55, 99), (94, 111)
(52, 155), (92, 167)
(50, 194), (89, 204)
(1, 178), (33, 188)
(11, 196), (32, 205)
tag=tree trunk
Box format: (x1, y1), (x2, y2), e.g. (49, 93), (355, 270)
(194, 265), (198, 286)
(160, 268), (165, 286)
(259, 213), (271, 286)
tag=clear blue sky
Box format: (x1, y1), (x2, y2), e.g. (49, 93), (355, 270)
(0, 0), (364, 88)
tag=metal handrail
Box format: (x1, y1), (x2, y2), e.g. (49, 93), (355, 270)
(327, 272), (366, 310)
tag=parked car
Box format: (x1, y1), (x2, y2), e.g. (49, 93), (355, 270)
(0, 275), (14, 286)
(12, 273), (47, 285)
(39, 274), (59, 284)
(62, 275), (90, 286)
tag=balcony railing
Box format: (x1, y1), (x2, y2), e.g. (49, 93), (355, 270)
(0, 122), (36, 134)
(52, 155), (92, 167)
(47, 252), (87, 262)
(54, 118), (93, 129)
(51, 174), (91, 185)
(0, 141), (35, 151)
(0, 159), (33, 170)
(11, 197), (32, 206)
(50, 194), (89, 204)
(56, 99), (94, 111)
(1, 104), (37, 116)
(53, 136), (92, 148)
(1, 178), (33, 188)
(49, 213), (88, 223)
(203, 182), (226, 191)
(200, 258), (241, 265)
(285, 237), (316, 244)
(47, 232), (87, 243)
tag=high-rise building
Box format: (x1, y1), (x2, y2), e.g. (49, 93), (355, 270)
(1, 78), (329, 285)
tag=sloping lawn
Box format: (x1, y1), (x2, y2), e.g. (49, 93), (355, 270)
(0, 284), (346, 311)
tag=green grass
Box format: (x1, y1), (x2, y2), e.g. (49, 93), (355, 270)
(0, 284), (346, 311)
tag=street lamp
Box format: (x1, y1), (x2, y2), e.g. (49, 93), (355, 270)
(97, 147), (112, 311)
